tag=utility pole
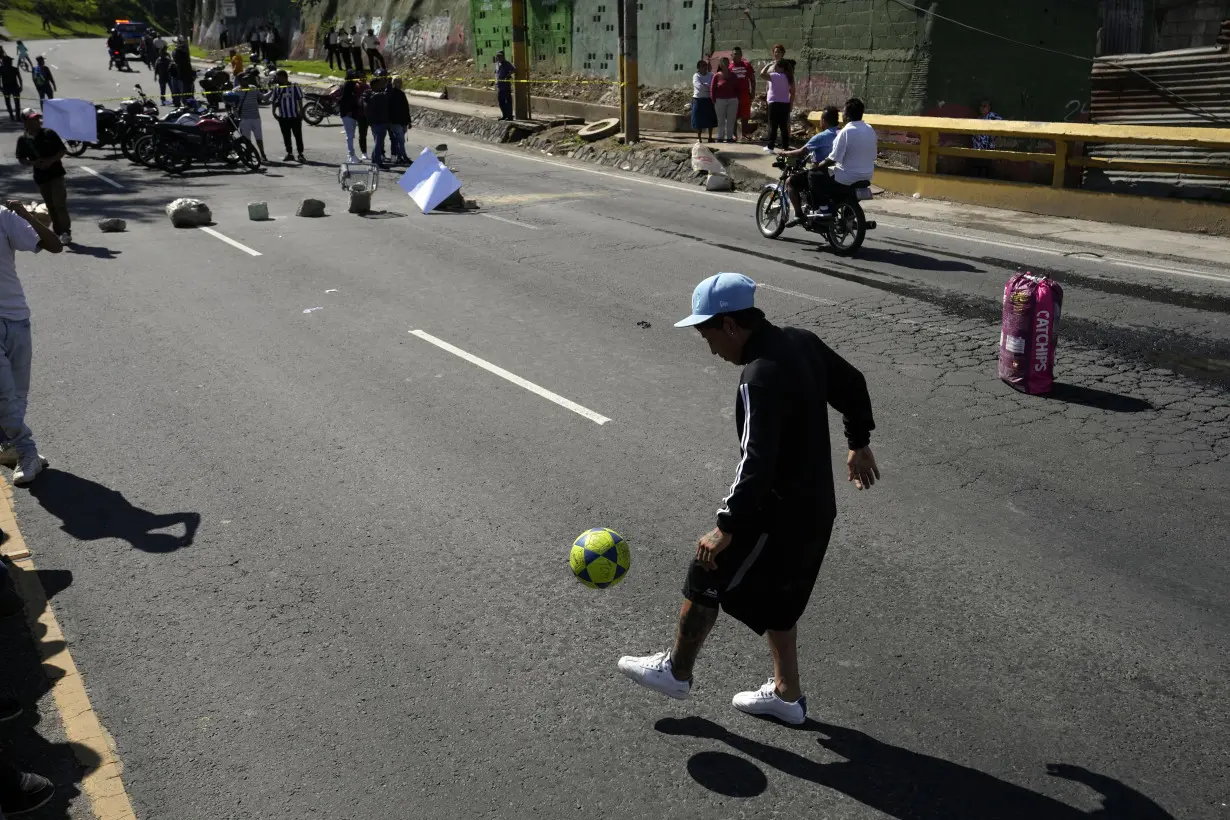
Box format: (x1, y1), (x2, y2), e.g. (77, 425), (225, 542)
(621, 0), (639, 142)
(617, 0), (626, 119)
(511, 0), (531, 120)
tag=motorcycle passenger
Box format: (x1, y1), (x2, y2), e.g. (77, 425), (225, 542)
(778, 105), (839, 224)
(809, 97), (877, 213)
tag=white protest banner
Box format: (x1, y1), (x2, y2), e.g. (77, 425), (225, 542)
(397, 147), (462, 214)
(41, 98), (97, 143)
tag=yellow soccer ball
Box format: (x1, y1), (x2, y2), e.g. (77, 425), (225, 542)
(570, 528), (631, 589)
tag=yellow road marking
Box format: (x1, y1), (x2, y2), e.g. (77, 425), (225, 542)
(1, 481), (138, 820)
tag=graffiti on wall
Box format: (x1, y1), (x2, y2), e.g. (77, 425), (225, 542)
(793, 74), (856, 110)
(383, 14), (467, 59)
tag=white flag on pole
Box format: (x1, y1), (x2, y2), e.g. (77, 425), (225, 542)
(41, 98), (97, 143)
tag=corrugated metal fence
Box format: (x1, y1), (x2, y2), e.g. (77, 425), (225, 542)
(1086, 20), (1230, 200)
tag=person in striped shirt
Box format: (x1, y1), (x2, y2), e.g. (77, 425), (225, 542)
(269, 70), (306, 163)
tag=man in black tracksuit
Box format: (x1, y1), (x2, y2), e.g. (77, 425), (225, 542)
(619, 272), (879, 725)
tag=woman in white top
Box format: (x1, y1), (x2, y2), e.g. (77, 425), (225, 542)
(691, 58), (717, 143)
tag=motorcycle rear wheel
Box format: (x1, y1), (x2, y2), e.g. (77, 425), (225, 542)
(824, 201), (867, 257)
(157, 148), (191, 174)
(755, 187), (788, 239)
(133, 135), (158, 167)
(64, 140), (88, 157)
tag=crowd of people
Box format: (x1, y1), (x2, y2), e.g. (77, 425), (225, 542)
(692, 43), (795, 148)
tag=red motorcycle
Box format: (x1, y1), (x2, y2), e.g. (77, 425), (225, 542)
(152, 112), (262, 174)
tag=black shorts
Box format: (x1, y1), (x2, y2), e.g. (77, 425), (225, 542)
(682, 517), (834, 635)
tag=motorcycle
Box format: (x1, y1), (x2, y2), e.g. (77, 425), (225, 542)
(151, 112), (262, 174)
(755, 156), (877, 257)
(64, 85), (158, 157)
(303, 87), (340, 125)
(198, 64), (233, 110)
(108, 48), (131, 72)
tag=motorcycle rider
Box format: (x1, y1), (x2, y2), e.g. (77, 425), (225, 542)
(778, 105), (839, 224)
(15, 41), (31, 72)
(808, 97), (877, 213)
(107, 28), (126, 69)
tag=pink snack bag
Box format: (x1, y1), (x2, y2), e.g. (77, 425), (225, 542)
(999, 273), (1063, 395)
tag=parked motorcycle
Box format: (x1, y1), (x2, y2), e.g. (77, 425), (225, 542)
(754, 156), (877, 256)
(303, 87), (341, 126)
(64, 85), (158, 157)
(152, 113), (262, 173)
(198, 64), (233, 110)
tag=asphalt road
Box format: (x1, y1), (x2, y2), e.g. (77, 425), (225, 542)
(2, 39), (1227, 820)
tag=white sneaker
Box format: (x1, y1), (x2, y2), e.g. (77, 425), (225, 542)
(358, 153), (368, 162)
(346, 154), (359, 164)
(0, 445), (16, 469)
(731, 679), (807, 725)
(12, 454), (49, 487)
(617, 650), (692, 700)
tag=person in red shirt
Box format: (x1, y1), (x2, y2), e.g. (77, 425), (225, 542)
(709, 57), (740, 143)
(729, 46), (756, 142)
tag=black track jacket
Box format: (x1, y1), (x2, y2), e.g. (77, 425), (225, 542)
(716, 323), (875, 534)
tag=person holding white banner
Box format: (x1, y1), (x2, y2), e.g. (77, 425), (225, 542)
(15, 109), (70, 245)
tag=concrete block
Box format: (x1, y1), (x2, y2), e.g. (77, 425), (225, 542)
(166, 198), (212, 228)
(97, 218), (127, 232)
(296, 198), (327, 218)
(248, 202), (269, 221)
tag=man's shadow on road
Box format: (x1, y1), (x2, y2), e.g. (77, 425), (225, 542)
(26, 469), (200, 553)
(656, 716), (1174, 819)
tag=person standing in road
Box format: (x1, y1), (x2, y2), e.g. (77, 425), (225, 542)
(388, 76), (412, 164)
(270, 70), (305, 163)
(0, 198), (63, 487)
(263, 26), (277, 64)
(152, 31), (166, 54)
(15, 109), (69, 245)
(338, 26), (353, 71)
(495, 50), (515, 121)
(248, 28), (261, 63)
(339, 71), (368, 162)
(363, 29), (385, 71)
(710, 56), (739, 144)
(729, 46), (755, 142)
(219, 27), (230, 50)
(0, 58), (21, 122)
(691, 58), (716, 144)
(762, 59), (794, 153)
(30, 57), (54, 107)
(324, 26), (341, 70)
(618, 272), (878, 725)
(363, 70), (390, 168)
(349, 27), (364, 73)
(226, 71), (266, 161)
(229, 48), (244, 79)
(172, 41), (194, 105)
(154, 47), (172, 105)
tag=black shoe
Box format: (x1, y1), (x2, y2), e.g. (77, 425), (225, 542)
(0, 772), (55, 815)
(282, 153), (294, 162)
(296, 154), (306, 163)
(0, 697), (22, 721)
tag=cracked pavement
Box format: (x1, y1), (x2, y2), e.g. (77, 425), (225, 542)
(2, 38), (1227, 820)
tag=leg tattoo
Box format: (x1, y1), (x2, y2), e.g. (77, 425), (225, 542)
(671, 600), (719, 680)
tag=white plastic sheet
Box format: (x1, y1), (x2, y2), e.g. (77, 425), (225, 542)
(41, 98), (97, 143)
(398, 147), (462, 214)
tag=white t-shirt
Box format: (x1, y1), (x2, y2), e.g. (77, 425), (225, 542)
(692, 72), (711, 99)
(0, 207), (42, 320)
(827, 120), (877, 185)
(362, 35), (378, 50)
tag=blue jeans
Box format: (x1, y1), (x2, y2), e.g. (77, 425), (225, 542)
(389, 123), (407, 159)
(370, 122), (388, 164)
(0, 318), (37, 457)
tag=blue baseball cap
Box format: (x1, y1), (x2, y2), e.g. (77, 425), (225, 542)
(674, 273), (757, 328)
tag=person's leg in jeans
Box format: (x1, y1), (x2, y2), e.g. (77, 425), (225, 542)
(370, 123), (387, 165)
(3, 93), (15, 121)
(497, 85), (512, 120)
(389, 123), (406, 160)
(342, 116), (357, 158)
(0, 320), (37, 461)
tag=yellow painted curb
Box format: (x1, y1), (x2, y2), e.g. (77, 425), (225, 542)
(1, 481), (139, 820)
(872, 167), (1230, 238)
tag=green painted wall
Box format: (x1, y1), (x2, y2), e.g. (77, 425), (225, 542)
(571, 1), (619, 81)
(471, 0), (571, 72)
(571, 0), (706, 87)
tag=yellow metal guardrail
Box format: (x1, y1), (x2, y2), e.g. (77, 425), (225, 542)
(808, 112), (1230, 188)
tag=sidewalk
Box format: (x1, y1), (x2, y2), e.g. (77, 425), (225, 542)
(260, 62), (1230, 269)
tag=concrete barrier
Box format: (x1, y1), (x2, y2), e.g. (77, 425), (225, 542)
(445, 86), (690, 133)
